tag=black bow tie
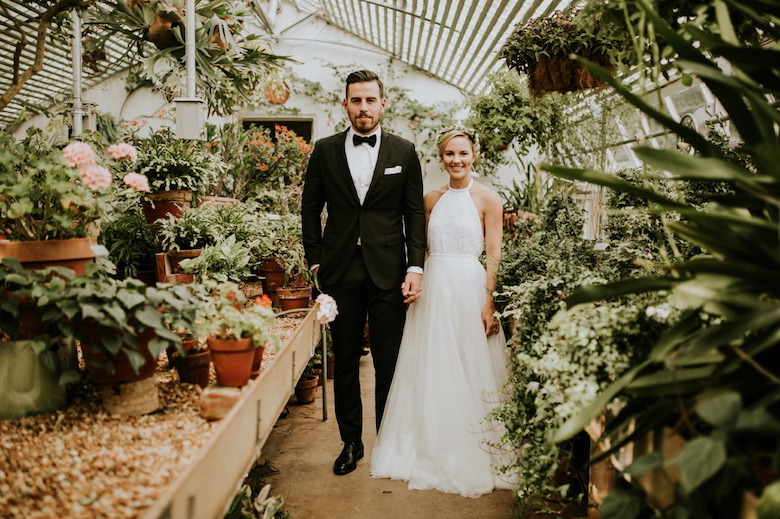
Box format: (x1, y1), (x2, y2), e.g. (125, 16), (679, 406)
(353, 134), (377, 147)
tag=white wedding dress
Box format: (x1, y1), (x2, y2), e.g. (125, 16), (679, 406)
(370, 180), (514, 498)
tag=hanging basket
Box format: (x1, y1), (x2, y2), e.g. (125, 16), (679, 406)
(265, 81), (290, 104)
(528, 53), (612, 99)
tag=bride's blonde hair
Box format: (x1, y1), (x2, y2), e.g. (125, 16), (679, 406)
(436, 124), (480, 158)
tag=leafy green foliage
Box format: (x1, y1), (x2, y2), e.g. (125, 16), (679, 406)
(133, 128), (224, 192)
(98, 204), (157, 277)
(465, 71), (565, 174)
(87, 0), (289, 117)
(542, 0), (780, 515)
(179, 235), (257, 283)
(501, 8), (628, 76)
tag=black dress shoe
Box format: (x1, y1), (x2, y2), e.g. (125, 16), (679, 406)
(333, 441), (364, 475)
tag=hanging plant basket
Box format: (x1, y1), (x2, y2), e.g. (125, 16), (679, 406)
(500, 8), (624, 99)
(528, 53), (613, 98)
(265, 81), (290, 104)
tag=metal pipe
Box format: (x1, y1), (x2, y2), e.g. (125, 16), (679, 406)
(70, 10), (84, 137)
(186, 0), (196, 98)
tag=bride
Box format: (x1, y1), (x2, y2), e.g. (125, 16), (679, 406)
(370, 125), (513, 497)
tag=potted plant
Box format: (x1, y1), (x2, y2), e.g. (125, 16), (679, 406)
(133, 128), (224, 224)
(98, 202), (157, 284)
(0, 258), (76, 419)
(500, 8), (624, 98)
(200, 281), (280, 388)
(157, 200), (267, 275)
(256, 213), (309, 304)
(0, 129), (149, 273)
(168, 333), (211, 389)
(178, 234), (259, 283)
(39, 259), (202, 414)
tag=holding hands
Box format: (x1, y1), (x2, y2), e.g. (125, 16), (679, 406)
(401, 272), (423, 304)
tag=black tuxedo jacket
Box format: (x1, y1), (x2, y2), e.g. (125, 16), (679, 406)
(301, 129), (426, 291)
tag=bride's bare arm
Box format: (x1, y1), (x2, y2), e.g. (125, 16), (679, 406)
(481, 190), (504, 336)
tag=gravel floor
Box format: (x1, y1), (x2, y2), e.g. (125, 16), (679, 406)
(0, 315), (302, 519)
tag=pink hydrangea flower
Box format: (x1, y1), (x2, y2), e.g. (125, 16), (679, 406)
(78, 164), (112, 190)
(122, 172), (150, 192)
(62, 141), (96, 168)
(315, 293), (338, 324)
(107, 143), (138, 162)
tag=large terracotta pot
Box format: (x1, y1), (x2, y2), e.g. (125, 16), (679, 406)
(174, 350), (211, 388)
(80, 326), (158, 384)
(207, 336), (254, 387)
(167, 249), (201, 274)
(141, 190), (193, 225)
(250, 344), (267, 379)
(258, 258), (285, 295)
(276, 285), (312, 313)
(294, 374), (318, 404)
(0, 237), (97, 275)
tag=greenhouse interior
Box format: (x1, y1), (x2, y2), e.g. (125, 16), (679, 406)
(1, 0), (779, 518)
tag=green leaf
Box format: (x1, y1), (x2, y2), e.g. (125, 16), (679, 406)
(681, 73), (693, 87)
(757, 480), (780, 519)
(29, 339), (47, 355)
(666, 436), (727, 492)
(622, 452), (663, 477)
(600, 489), (644, 519)
(696, 391), (742, 429)
(81, 304), (104, 322)
(116, 290), (146, 310)
(147, 337), (167, 357)
(134, 306), (163, 330)
(59, 369), (82, 385)
(125, 349), (147, 375)
(103, 333), (122, 355)
(736, 406), (780, 435)
(567, 277), (679, 307)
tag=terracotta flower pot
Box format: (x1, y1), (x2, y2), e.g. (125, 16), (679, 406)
(141, 190), (193, 225)
(258, 258), (285, 295)
(276, 285), (312, 313)
(174, 350), (211, 388)
(0, 237), (98, 275)
(167, 249), (201, 274)
(207, 336), (254, 387)
(265, 81), (290, 104)
(80, 327), (158, 385)
(250, 344), (266, 379)
(294, 374), (318, 404)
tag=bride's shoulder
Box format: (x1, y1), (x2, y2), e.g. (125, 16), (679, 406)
(471, 183), (502, 203)
(423, 186), (447, 211)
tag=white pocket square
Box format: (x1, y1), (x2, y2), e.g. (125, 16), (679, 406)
(384, 166), (402, 175)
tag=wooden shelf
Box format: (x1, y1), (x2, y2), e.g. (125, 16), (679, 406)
(142, 310), (322, 519)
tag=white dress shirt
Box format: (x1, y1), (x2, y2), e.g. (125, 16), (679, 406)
(345, 126), (381, 205)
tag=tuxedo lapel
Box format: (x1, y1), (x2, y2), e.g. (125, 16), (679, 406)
(366, 130), (392, 199)
(334, 130), (360, 205)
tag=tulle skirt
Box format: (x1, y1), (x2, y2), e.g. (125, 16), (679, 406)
(370, 254), (515, 498)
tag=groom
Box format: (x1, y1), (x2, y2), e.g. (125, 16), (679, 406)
(301, 70), (426, 475)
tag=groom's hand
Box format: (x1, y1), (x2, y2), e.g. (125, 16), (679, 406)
(401, 272), (423, 304)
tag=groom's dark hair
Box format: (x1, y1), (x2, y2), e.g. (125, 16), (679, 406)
(345, 70), (384, 98)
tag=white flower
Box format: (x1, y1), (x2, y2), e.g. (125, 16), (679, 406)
(645, 305), (670, 320)
(315, 293), (338, 324)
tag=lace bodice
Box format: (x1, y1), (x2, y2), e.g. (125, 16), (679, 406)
(427, 180), (483, 257)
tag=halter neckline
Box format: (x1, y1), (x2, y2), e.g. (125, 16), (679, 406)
(448, 178), (473, 192)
